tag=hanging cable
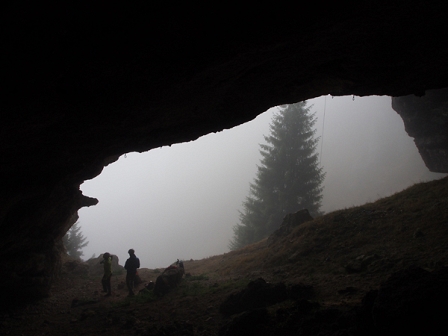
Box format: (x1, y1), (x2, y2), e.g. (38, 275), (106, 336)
(319, 95), (327, 165)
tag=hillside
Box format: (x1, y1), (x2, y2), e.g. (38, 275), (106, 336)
(1, 176), (448, 335)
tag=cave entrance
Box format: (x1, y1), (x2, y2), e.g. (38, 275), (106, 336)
(78, 95), (444, 269)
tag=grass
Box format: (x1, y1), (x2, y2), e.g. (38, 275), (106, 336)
(179, 275), (251, 297)
(186, 274), (209, 281)
(211, 278), (251, 293)
(109, 288), (158, 308)
(180, 281), (209, 297)
(133, 288), (157, 303)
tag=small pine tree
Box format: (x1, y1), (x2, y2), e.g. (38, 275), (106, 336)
(230, 102), (325, 250)
(63, 221), (89, 259)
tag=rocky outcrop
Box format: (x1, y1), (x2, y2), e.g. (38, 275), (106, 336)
(2, 2), (448, 304)
(220, 278), (286, 316)
(268, 209), (314, 245)
(86, 254), (125, 276)
(153, 261), (185, 296)
(392, 88), (448, 173)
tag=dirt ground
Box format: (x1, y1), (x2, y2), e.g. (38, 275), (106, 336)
(0, 256), (416, 335)
(0, 259), (256, 335)
(0, 257), (368, 335)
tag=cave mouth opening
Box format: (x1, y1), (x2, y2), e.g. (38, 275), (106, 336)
(78, 95), (444, 269)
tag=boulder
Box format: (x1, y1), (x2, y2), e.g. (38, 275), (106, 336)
(85, 254), (125, 276)
(268, 209), (313, 244)
(219, 278), (289, 316)
(153, 260), (185, 296)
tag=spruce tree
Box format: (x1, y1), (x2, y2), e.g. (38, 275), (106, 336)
(230, 102), (325, 250)
(63, 221), (89, 259)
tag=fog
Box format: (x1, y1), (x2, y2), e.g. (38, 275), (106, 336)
(79, 95), (445, 268)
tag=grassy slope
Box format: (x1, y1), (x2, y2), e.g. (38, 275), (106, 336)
(184, 175), (448, 305)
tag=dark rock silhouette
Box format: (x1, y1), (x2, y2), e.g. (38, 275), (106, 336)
(268, 209), (314, 244)
(219, 278), (313, 316)
(153, 261), (185, 296)
(392, 88), (448, 173)
(86, 254), (124, 276)
(219, 308), (271, 336)
(372, 266), (448, 335)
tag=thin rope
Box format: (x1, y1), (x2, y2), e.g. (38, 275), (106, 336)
(319, 95), (327, 165)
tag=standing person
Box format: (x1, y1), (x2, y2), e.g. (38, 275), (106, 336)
(100, 252), (113, 296)
(124, 249), (140, 297)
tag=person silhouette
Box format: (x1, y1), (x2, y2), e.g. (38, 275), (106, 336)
(124, 249), (140, 296)
(100, 252), (112, 296)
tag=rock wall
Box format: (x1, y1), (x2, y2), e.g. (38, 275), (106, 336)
(392, 88), (448, 173)
(2, 2), (448, 304)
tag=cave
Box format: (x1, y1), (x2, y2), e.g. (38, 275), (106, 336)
(2, 2), (448, 304)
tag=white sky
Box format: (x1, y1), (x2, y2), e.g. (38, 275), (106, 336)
(78, 95), (445, 268)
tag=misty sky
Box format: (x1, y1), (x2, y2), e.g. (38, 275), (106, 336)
(78, 95), (446, 268)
